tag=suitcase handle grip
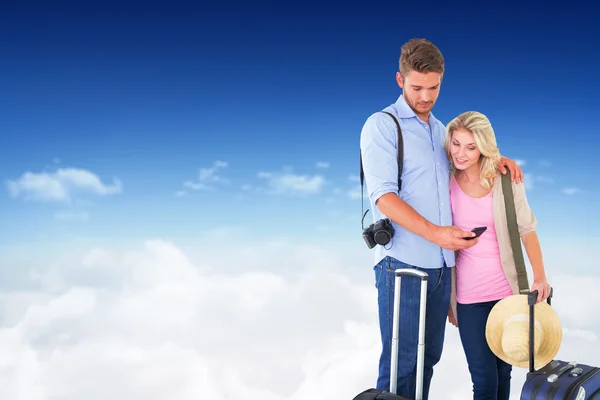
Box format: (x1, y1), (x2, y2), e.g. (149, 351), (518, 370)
(394, 268), (429, 281)
(527, 287), (553, 306)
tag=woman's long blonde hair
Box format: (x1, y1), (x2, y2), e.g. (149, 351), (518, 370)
(444, 111), (501, 190)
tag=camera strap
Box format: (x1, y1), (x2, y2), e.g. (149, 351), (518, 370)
(360, 110), (404, 229)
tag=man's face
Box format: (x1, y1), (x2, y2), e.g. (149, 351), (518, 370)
(396, 70), (442, 118)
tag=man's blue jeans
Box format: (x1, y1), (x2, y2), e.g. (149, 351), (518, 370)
(457, 301), (512, 400)
(374, 256), (451, 400)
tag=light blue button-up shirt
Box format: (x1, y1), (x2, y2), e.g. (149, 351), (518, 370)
(360, 94), (454, 269)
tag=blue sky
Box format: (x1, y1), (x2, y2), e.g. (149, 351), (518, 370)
(1, 2), (598, 248)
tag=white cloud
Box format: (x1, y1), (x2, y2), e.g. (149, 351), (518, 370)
(199, 160), (228, 182)
(177, 160), (229, 196)
(315, 162), (330, 169)
(325, 175), (362, 200)
(515, 159), (527, 166)
(348, 187), (362, 199)
(563, 328), (598, 342)
(182, 181), (212, 191)
(562, 187), (582, 195)
(343, 176), (362, 199)
(257, 170), (325, 195)
(523, 173), (535, 190)
(240, 184), (263, 194)
(523, 173), (557, 191)
(6, 168), (122, 203)
(0, 236), (598, 400)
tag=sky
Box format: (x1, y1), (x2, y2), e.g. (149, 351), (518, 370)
(1, 1), (599, 399)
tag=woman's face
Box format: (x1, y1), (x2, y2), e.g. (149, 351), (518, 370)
(450, 128), (481, 170)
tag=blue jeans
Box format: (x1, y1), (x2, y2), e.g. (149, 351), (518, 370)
(374, 256), (451, 400)
(457, 301), (512, 400)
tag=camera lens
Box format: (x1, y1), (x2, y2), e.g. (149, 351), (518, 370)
(374, 230), (391, 245)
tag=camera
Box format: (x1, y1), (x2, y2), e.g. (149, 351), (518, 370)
(362, 218), (395, 249)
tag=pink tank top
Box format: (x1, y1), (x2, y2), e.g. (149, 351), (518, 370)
(450, 176), (513, 304)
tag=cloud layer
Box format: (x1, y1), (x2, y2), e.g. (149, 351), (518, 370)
(175, 157), (583, 203)
(0, 236), (598, 400)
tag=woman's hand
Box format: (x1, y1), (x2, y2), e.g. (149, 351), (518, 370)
(448, 305), (458, 327)
(531, 279), (552, 303)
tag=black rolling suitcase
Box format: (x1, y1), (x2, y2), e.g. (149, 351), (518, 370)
(353, 268), (429, 400)
(520, 289), (600, 399)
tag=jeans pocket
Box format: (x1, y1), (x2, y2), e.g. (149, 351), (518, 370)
(374, 257), (390, 289)
(428, 267), (445, 295)
(374, 264), (383, 289)
(435, 267), (444, 289)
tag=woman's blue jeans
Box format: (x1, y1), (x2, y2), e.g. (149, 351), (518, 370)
(457, 300), (513, 400)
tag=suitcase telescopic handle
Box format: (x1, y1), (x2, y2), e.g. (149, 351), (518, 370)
(527, 286), (554, 373)
(394, 268), (429, 281)
(390, 268), (429, 400)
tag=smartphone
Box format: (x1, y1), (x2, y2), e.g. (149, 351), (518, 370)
(464, 226), (487, 240)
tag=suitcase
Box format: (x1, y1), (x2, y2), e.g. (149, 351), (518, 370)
(353, 268), (429, 400)
(520, 289), (600, 399)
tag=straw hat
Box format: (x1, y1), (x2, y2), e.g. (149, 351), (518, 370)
(485, 294), (562, 369)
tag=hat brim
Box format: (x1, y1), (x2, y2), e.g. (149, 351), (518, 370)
(485, 295), (562, 369)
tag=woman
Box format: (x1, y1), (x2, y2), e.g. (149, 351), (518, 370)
(444, 111), (552, 400)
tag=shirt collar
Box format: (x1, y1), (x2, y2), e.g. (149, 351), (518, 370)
(393, 93), (440, 125)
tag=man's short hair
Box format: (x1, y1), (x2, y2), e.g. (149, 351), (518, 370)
(399, 38), (445, 77)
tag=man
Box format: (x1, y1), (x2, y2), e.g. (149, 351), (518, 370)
(360, 38), (523, 399)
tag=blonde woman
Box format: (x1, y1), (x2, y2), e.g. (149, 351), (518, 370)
(444, 111), (551, 400)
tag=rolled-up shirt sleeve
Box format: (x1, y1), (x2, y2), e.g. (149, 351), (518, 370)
(513, 181), (537, 235)
(360, 113), (400, 204)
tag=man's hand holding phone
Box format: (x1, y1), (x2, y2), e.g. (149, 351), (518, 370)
(464, 226), (487, 241)
(429, 225), (480, 251)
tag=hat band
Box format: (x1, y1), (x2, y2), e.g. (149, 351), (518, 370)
(504, 313), (542, 331)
